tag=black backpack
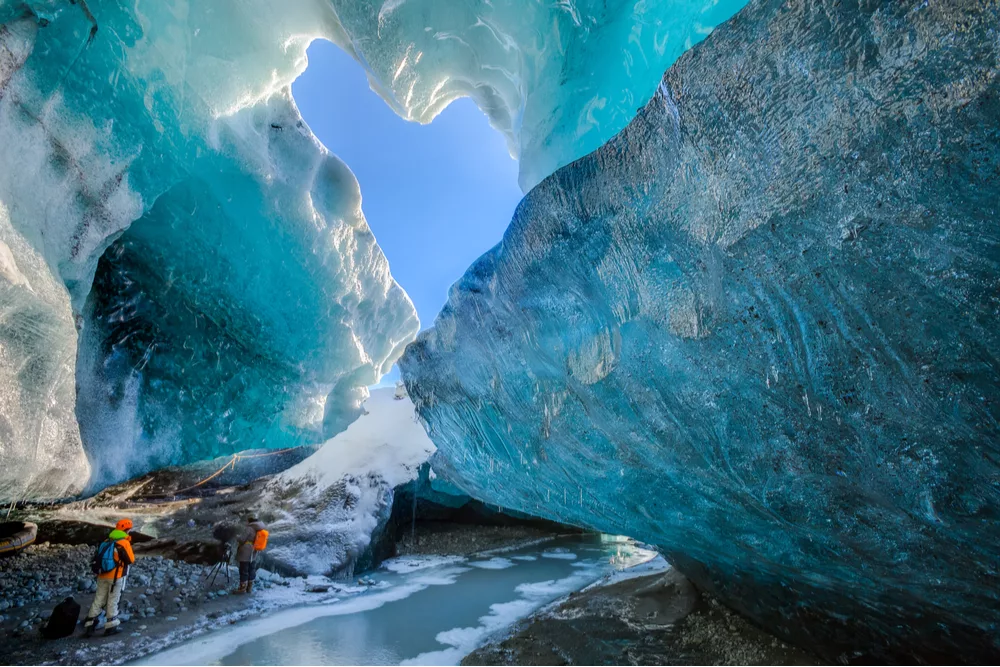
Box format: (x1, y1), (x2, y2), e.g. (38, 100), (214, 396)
(41, 597), (81, 639)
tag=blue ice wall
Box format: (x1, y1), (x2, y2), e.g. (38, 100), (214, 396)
(0, 1), (419, 498)
(401, 0), (1000, 660)
(74, 95), (422, 489)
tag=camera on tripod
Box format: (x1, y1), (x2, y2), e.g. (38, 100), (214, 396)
(203, 525), (237, 588)
(216, 542), (233, 564)
(204, 541), (233, 588)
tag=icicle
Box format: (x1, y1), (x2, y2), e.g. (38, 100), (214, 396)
(410, 477), (418, 546)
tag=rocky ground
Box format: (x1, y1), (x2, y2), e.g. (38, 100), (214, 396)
(0, 540), (326, 666)
(463, 568), (820, 666)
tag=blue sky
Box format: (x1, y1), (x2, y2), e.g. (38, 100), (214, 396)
(292, 40), (523, 334)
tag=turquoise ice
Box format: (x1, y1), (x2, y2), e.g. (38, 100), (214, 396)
(401, 0), (1000, 660)
(0, 2), (419, 497)
(324, 0), (747, 191)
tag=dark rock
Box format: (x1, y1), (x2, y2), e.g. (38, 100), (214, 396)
(33, 520), (153, 546)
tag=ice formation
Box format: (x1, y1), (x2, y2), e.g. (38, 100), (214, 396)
(0, 202), (89, 500)
(401, 0), (1000, 660)
(0, 1), (419, 499)
(321, 0), (746, 192)
(1, 0), (743, 501)
(261, 387), (435, 576)
(74, 89), (420, 491)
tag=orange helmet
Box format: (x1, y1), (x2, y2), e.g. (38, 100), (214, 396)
(116, 518), (133, 532)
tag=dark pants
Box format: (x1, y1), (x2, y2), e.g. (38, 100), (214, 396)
(238, 560), (257, 583)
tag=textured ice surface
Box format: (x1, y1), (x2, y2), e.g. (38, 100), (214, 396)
(322, 0), (746, 192)
(0, 0), (744, 500)
(0, 1), (418, 499)
(74, 89), (419, 489)
(401, 0), (1000, 660)
(0, 202), (89, 499)
(261, 387), (434, 576)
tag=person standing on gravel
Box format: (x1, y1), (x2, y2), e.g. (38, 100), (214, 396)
(235, 516), (267, 594)
(83, 518), (135, 636)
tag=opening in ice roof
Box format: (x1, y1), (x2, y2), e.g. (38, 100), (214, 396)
(292, 40), (522, 335)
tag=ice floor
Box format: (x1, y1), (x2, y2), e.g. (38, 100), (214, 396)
(136, 535), (659, 666)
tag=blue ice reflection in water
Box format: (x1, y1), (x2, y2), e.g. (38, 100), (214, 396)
(139, 535), (655, 666)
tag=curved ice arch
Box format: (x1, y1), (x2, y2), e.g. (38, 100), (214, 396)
(401, 0), (1000, 660)
(77, 92), (419, 490)
(0, 1), (418, 499)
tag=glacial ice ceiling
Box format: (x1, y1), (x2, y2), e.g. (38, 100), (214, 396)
(401, 0), (1000, 661)
(0, 0), (743, 501)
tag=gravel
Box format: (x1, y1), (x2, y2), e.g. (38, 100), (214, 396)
(0, 541), (275, 641)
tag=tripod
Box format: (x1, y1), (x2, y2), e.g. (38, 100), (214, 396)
(204, 543), (232, 588)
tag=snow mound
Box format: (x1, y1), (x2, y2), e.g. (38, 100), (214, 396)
(260, 388), (435, 576)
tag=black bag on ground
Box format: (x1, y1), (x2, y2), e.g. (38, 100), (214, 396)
(40, 596), (81, 639)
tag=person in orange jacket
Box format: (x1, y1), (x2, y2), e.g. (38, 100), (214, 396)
(83, 518), (136, 636)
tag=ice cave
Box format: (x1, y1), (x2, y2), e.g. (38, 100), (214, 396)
(1, 0), (998, 664)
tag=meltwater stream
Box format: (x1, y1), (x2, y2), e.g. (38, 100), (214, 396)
(138, 536), (658, 666)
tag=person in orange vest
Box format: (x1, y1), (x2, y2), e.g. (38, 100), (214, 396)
(83, 518), (136, 636)
(235, 516), (267, 594)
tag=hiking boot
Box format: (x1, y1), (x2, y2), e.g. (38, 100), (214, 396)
(104, 626), (121, 637)
(83, 623), (96, 638)
(234, 582), (247, 594)
(245, 581), (254, 595)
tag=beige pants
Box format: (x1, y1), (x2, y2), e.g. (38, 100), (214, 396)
(84, 578), (125, 628)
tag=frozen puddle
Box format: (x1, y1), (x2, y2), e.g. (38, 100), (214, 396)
(136, 536), (656, 666)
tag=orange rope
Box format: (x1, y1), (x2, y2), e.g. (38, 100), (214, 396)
(230, 447), (300, 460)
(146, 446), (307, 498)
(168, 456), (238, 495)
